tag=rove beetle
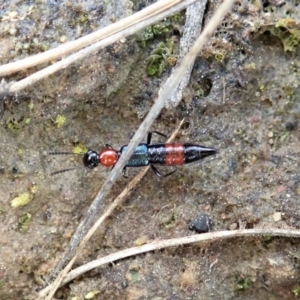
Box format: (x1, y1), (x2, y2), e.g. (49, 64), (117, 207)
(82, 131), (217, 178)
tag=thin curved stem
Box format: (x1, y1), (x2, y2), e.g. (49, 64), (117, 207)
(43, 228), (300, 293)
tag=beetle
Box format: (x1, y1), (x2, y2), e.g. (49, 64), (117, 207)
(83, 132), (217, 178)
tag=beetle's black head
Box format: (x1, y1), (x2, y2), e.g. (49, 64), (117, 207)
(83, 150), (99, 169)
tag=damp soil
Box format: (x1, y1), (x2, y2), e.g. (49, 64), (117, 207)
(0, 1), (300, 299)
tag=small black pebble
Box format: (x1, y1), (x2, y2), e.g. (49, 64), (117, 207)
(285, 121), (297, 131)
(189, 213), (213, 233)
(12, 166), (18, 173)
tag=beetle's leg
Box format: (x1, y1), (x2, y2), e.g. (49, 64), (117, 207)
(130, 131), (167, 145)
(151, 165), (177, 178)
(148, 131), (168, 144)
(152, 131), (167, 139)
(147, 132), (152, 144)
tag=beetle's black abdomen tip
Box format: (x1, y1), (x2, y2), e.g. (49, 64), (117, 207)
(183, 144), (217, 164)
(200, 147), (218, 159)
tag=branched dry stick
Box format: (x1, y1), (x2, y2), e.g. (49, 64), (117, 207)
(51, 228), (300, 288)
(39, 119), (185, 298)
(0, 0), (199, 93)
(41, 0), (235, 299)
(163, 1), (207, 108)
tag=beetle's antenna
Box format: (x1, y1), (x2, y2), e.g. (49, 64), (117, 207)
(50, 167), (83, 176)
(48, 151), (85, 155)
(48, 151), (87, 175)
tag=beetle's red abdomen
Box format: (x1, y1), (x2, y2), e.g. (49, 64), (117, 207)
(164, 143), (185, 165)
